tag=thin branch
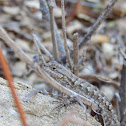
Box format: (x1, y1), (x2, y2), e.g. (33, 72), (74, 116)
(61, 0), (118, 63)
(73, 33), (79, 76)
(32, 31), (46, 64)
(61, 0), (72, 70)
(0, 46), (28, 126)
(79, 47), (87, 67)
(0, 25), (98, 111)
(48, 0), (58, 60)
(119, 50), (126, 124)
(32, 33), (42, 56)
(79, 74), (120, 89)
(39, 0), (66, 58)
(32, 32), (54, 61)
(78, 0), (118, 49)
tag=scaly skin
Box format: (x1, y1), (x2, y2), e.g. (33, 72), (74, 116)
(43, 61), (120, 126)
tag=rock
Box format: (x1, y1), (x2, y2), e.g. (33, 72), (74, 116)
(102, 43), (114, 60)
(11, 62), (26, 77)
(67, 20), (83, 34)
(24, 0), (40, 8)
(54, 7), (62, 18)
(3, 6), (20, 15)
(0, 77), (101, 126)
(100, 85), (115, 101)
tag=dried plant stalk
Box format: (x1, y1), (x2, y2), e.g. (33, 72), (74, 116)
(78, 0), (118, 48)
(61, 0), (72, 70)
(73, 33), (79, 76)
(32, 32), (54, 61)
(48, 1), (58, 60)
(61, 0), (118, 63)
(32, 32), (46, 64)
(39, 0), (66, 58)
(119, 53), (126, 124)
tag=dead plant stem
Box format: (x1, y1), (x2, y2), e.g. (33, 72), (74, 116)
(61, 0), (72, 70)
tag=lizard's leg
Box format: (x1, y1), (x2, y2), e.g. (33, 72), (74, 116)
(23, 88), (49, 102)
(71, 94), (88, 120)
(91, 104), (106, 126)
(53, 94), (88, 120)
(32, 54), (44, 67)
(52, 96), (77, 109)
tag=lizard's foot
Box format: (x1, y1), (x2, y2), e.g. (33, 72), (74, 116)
(52, 97), (88, 121)
(52, 98), (77, 109)
(70, 94), (88, 120)
(91, 105), (104, 126)
(23, 88), (49, 102)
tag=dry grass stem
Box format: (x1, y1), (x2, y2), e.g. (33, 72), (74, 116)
(73, 33), (79, 76)
(0, 25), (98, 111)
(0, 26), (32, 65)
(32, 32), (54, 61)
(78, 0), (118, 49)
(32, 32), (42, 56)
(61, 0), (118, 63)
(61, 0), (72, 70)
(119, 51), (126, 124)
(48, 1), (58, 60)
(79, 74), (120, 88)
(79, 47), (87, 67)
(39, 0), (66, 58)
(32, 32), (46, 64)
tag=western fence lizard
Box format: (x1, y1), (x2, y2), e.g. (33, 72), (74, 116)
(43, 61), (120, 126)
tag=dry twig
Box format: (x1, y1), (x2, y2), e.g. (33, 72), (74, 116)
(79, 74), (120, 88)
(119, 50), (126, 125)
(61, 0), (72, 70)
(39, 0), (66, 58)
(61, 0), (118, 63)
(32, 32), (54, 61)
(79, 0), (118, 49)
(48, 0), (58, 60)
(73, 33), (79, 76)
(32, 32), (46, 64)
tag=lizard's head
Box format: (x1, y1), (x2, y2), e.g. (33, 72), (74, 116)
(43, 61), (72, 84)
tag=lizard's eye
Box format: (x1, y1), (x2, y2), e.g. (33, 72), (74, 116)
(52, 66), (56, 70)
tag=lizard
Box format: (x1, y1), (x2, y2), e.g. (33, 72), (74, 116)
(42, 61), (120, 126)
